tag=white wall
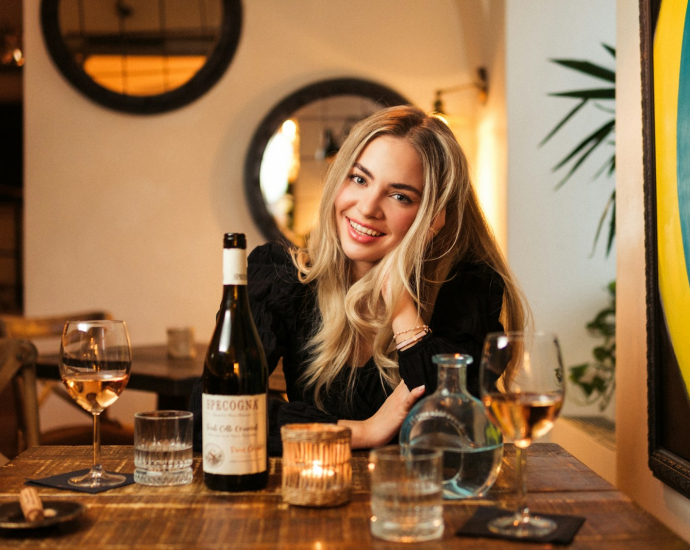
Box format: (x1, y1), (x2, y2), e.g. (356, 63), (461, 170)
(616, 0), (690, 542)
(505, 0), (617, 420)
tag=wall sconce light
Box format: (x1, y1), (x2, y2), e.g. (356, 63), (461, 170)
(433, 67), (489, 114)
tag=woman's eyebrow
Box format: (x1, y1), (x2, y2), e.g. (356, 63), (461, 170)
(353, 162), (374, 179)
(391, 183), (422, 197)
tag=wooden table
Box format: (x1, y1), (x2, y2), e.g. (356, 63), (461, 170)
(0, 444), (687, 549)
(36, 344), (287, 410)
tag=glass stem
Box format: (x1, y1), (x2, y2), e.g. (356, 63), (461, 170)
(515, 446), (529, 522)
(92, 412), (102, 475)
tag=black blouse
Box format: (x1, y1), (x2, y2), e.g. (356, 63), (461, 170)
(190, 242), (505, 455)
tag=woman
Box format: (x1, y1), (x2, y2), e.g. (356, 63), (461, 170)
(192, 105), (526, 454)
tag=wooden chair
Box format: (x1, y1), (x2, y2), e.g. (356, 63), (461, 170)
(0, 311), (134, 446)
(0, 338), (40, 458)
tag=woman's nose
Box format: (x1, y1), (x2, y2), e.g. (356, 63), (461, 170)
(357, 189), (383, 218)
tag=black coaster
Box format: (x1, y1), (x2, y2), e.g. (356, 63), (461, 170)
(457, 506), (585, 545)
(26, 469), (135, 494)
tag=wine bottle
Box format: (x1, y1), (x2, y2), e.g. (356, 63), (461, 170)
(202, 233), (268, 491)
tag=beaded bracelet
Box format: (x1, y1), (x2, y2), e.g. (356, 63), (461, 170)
(394, 324), (430, 338)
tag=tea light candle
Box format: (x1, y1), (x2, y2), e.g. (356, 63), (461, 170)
(281, 424), (352, 507)
(300, 461), (335, 479)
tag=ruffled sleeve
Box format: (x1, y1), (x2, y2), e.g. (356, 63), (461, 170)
(247, 242), (305, 374)
(398, 262), (505, 397)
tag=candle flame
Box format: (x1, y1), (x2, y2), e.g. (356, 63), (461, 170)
(301, 460), (335, 478)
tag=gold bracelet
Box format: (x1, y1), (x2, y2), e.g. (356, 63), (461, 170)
(395, 327), (432, 350)
(394, 324), (430, 338)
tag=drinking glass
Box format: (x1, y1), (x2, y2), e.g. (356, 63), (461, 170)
(134, 411), (194, 486)
(369, 446), (444, 542)
(59, 320), (132, 487)
(479, 331), (564, 538)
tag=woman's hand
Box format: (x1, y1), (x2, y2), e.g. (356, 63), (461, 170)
(338, 381), (425, 448)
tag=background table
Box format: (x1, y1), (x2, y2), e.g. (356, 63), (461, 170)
(36, 344), (287, 410)
(0, 443), (687, 549)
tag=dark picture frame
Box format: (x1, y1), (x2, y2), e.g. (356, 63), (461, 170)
(40, 0), (242, 115)
(641, 0), (690, 498)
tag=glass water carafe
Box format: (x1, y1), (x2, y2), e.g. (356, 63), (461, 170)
(399, 353), (503, 499)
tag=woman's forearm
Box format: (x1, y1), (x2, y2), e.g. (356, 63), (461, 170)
(337, 419), (371, 449)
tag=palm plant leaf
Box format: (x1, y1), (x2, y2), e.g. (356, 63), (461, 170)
(602, 43), (616, 58)
(539, 99), (587, 146)
(553, 119), (615, 187)
(593, 153), (616, 180)
(594, 103), (615, 114)
(549, 88), (615, 99)
(542, 43), (616, 256)
(592, 189), (616, 258)
(549, 59), (615, 82)
(606, 197), (616, 256)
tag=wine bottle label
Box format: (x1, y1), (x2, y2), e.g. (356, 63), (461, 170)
(201, 393), (267, 475)
(223, 249), (247, 285)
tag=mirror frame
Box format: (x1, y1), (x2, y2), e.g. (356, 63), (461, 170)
(40, 0), (242, 115)
(243, 78), (409, 244)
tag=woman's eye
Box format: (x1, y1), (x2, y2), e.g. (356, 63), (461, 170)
(392, 193), (412, 204)
(349, 174), (366, 185)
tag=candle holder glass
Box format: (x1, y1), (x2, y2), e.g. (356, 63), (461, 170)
(281, 423), (352, 507)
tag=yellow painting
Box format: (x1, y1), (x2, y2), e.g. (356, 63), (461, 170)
(654, 0), (690, 396)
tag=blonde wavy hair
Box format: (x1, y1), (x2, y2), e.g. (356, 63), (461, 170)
(291, 105), (526, 410)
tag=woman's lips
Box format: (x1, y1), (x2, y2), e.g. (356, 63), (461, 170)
(346, 217), (385, 242)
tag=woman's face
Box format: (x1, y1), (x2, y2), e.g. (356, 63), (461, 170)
(334, 135), (424, 280)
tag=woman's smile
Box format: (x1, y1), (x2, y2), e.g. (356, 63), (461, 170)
(347, 217), (386, 239)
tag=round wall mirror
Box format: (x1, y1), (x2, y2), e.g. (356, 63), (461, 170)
(40, 0), (242, 114)
(244, 78), (409, 246)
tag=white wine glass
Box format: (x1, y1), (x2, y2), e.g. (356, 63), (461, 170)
(59, 320), (132, 488)
(479, 331), (564, 538)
